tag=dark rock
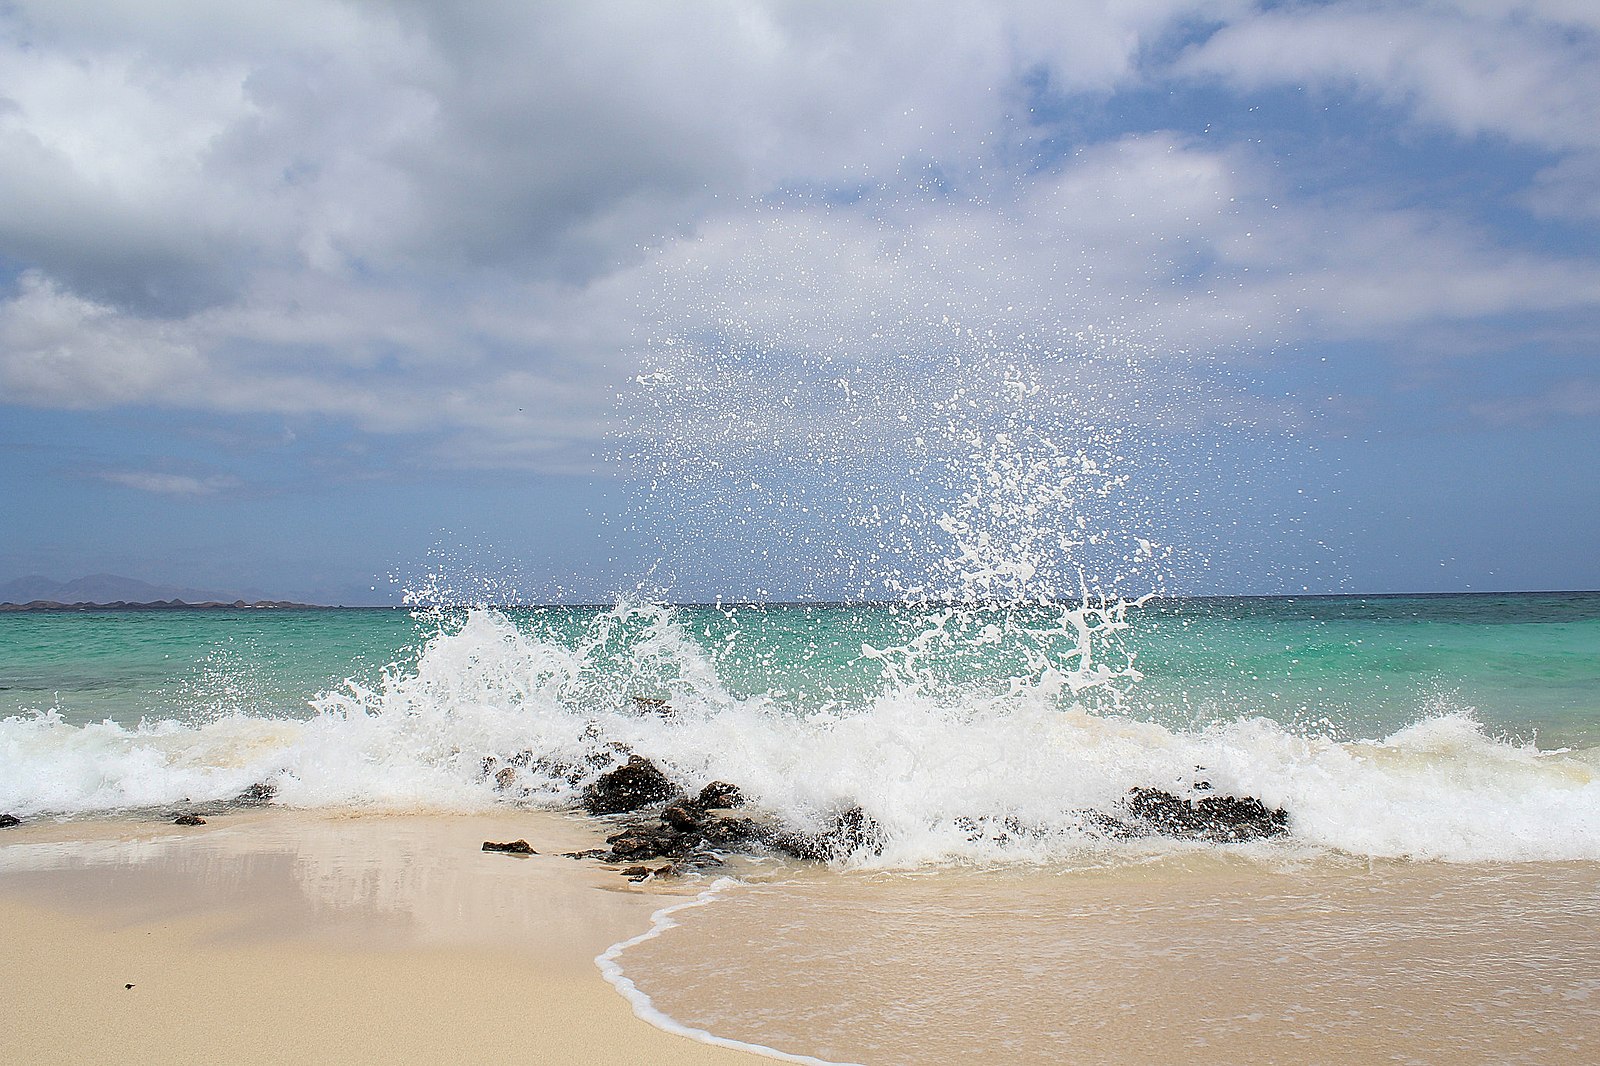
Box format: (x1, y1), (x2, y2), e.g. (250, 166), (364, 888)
(563, 849), (611, 860)
(622, 865), (653, 881)
(582, 756), (678, 815)
(533, 756), (589, 786)
(1124, 787), (1198, 834)
(125, 984), (134, 990)
(1080, 810), (1139, 840)
(683, 851), (724, 868)
(1194, 794), (1289, 841)
(174, 814), (207, 826)
(605, 824), (692, 862)
(953, 813), (1048, 846)
(767, 828), (829, 862)
(690, 781), (745, 811)
(630, 696), (674, 717)
(482, 750), (536, 774)
(0, 814), (19, 829)
(660, 803), (704, 833)
(828, 805), (883, 853)
(482, 839), (536, 854)
(1123, 787), (1288, 842)
(768, 805), (884, 861)
(699, 816), (761, 848)
(234, 781), (276, 806)
(482, 750), (585, 796)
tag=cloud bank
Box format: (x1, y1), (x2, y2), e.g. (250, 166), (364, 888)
(1, 0), (1597, 471)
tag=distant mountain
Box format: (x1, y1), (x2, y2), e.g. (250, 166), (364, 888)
(0, 573), (239, 605)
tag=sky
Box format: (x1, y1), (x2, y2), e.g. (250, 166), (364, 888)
(1, 0), (1598, 604)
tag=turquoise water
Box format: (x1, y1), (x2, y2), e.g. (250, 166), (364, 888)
(0, 608), (425, 726)
(1129, 593), (1600, 748)
(4, 593), (1596, 747)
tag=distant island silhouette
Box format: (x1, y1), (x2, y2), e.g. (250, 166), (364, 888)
(0, 573), (324, 610)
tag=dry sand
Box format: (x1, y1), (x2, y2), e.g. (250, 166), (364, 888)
(0, 809), (763, 1065)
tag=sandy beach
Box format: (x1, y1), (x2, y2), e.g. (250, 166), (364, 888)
(5, 802), (1599, 1064)
(0, 809), (761, 1065)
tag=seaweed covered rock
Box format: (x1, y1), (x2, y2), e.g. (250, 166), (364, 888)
(582, 756), (678, 815)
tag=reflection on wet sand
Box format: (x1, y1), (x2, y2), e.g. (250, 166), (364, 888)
(0, 808), (689, 955)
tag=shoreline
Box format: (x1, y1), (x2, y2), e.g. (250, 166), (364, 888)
(0, 808), (764, 1065)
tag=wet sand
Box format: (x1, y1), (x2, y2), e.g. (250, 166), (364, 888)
(0, 809), (760, 1065)
(620, 854), (1600, 1065)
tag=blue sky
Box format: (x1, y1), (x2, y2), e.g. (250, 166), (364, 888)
(2, 1), (1597, 603)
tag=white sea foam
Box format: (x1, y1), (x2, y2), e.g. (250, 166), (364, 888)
(2, 603), (1596, 865)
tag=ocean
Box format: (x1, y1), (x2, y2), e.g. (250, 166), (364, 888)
(3, 593), (1598, 1061)
(3, 594), (1597, 841)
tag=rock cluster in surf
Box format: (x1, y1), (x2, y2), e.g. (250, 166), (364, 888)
(567, 768), (886, 881)
(479, 704), (1291, 881)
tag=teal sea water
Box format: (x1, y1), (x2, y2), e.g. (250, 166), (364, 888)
(4, 593), (1597, 743)
(1, 592), (1597, 863)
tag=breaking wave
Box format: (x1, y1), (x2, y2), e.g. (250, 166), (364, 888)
(3, 601), (1596, 865)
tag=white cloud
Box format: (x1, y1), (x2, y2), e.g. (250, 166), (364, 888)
(97, 470), (241, 496)
(1177, 2), (1600, 151)
(1466, 379), (1600, 425)
(1524, 152), (1600, 220)
(7, 127), (1600, 465)
(0, 1), (1597, 473)
(627, 133), (1600, 364)
(0, 0), (1231, 304)
(0, 272), (205, 405)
